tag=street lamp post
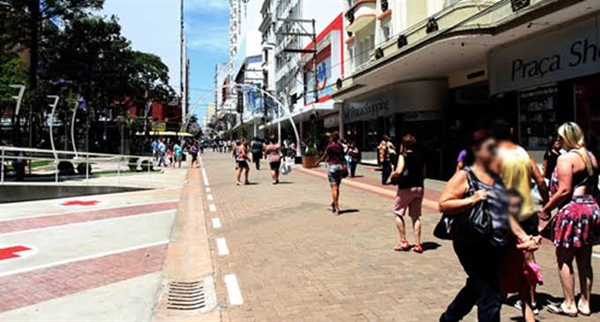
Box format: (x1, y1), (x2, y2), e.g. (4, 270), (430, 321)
(47, 95), (60, 160)
(9, 84), (26, 145)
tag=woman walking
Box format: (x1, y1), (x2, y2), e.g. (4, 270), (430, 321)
(316, 132), (345, 215)
(264, 135), (282, 184)
(438, 130), (538, 322)
(347, 142), (360, 178)
(390, 135), (426, 253)
(234, 140), (251, 185)
(539, 122), (599, 318)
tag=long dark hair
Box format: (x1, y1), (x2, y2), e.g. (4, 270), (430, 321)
(464, 129), (494, 166)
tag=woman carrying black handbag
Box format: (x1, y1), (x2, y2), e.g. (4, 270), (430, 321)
(437, 130), (538, 322)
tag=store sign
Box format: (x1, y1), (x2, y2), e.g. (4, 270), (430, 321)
(343, 98), (390, 123)
(489, 15), (600, 94)
(152, 121), (166, 132)
(306, 56), (333, 103)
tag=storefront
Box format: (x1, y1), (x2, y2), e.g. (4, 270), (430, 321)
(489, 14), (600, 158)
(342, 80), (447, 176)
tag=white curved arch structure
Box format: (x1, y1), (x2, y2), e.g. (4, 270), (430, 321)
(182, 83), (300, 152)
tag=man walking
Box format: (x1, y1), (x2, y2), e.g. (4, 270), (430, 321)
(151, 138), (159, 161)
(157, 139), (167, 167)
(174, 141), (183, 168)
(251, 137), (264, 170)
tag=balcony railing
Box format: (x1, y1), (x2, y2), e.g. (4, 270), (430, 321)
(348, 0), (500, 75)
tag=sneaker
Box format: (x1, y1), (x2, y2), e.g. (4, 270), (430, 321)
(514, 300), (539, 315)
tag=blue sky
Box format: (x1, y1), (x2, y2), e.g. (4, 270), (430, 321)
(102, 0), (230, 118)
(184, 0), (230, 118)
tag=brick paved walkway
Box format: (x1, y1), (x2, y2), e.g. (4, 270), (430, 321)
(200, 152), (599, 322)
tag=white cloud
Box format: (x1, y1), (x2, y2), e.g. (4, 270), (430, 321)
(186, 19), (229, 54)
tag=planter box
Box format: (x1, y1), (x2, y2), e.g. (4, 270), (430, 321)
(302, 156), (317, 168)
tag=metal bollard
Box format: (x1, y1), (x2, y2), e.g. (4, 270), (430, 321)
(117, 157), (121, 184)
(85, 154), (89, 185)
(1, 149), (4, 185)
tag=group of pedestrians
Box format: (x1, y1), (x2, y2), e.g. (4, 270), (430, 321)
(151, 138), (183, 168)
(438, 122), (599, 322)
(310, 122), (598, 322)
(232, 136), (286, 186)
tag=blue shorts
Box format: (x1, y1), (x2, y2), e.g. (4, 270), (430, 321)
(327, 164), (343, 185)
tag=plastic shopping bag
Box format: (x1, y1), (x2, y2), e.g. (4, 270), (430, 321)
(281, 162), (292, 175)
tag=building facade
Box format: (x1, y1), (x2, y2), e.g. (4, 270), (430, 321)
(333, 0), (600, 178)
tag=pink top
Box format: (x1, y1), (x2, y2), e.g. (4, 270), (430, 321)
(265, 143), (281, 163)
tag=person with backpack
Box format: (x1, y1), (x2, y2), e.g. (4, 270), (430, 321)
(438, 130), (538, 322)
(389, 135), (426, 253)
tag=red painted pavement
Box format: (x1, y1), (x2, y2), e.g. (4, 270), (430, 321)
(60, 200), (100, 206)
(0, 244), (166, 312)
(0, 246), (32, 261)
(0, 201), (178, 234)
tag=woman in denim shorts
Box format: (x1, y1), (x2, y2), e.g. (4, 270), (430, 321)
(316, 132), (345, 215)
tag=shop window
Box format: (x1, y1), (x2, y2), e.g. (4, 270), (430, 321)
(519, 86), (558, 150)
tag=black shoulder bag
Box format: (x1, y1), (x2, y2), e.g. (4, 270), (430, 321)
(433, 168), (492, 240)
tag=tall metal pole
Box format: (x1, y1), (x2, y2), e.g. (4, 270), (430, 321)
(180, 0), (185, 122)
(312, 19), (318, 104)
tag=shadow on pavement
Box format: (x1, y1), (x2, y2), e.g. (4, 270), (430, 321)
(338, 209), (360, 215)
(421, 241), (441, 252)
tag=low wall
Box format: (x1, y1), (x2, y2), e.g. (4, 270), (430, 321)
(0, 185), (146, 204)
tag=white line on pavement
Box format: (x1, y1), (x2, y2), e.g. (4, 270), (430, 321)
(0, 210), (175, 237)
(206, 188), (211, 193)
(0, 199), (180, 222)
(202, 168), (210, 187)
(207, 194), (214, 201)
(216, 237), (229, 256)
(199, 156), (205, 168)
(224, 274), (243, 305)
(209, 204), (217, 212)
(212, 218), (222, 229)
(0, 240), (169, 278)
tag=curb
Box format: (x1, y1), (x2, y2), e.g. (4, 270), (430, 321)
(152, 169), (220, 321)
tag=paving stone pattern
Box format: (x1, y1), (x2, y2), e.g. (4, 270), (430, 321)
(200, 153), (599, 322)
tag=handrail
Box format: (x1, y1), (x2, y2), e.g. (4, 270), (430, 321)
(0, 146), (158, 186)
(0, 146), (152, 160)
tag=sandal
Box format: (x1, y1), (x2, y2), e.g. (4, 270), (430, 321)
(394, 240), (411, 251)
(547, 304), (578, 318)
(412, 244), (423, 253)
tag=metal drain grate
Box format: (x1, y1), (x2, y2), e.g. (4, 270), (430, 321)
(167, 281), (206, 311)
